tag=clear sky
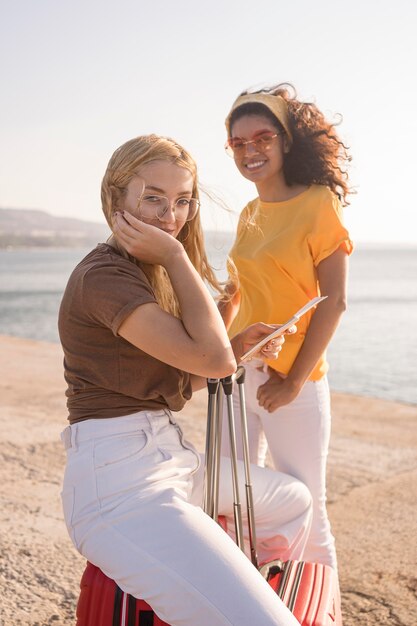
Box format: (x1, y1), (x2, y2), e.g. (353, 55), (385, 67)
(1, 0), (416, 243)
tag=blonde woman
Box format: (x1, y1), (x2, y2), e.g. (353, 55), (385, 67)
(58, 134), (312, 626)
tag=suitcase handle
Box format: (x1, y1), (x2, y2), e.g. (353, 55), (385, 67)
(204, 367), (259, 567)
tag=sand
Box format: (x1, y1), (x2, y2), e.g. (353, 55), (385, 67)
(0, 334), (416, 626)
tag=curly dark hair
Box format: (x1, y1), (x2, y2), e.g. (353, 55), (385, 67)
(228, 83), (352, 206)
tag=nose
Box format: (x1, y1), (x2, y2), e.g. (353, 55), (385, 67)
(244, 140), (258, 156)
(159, 202), (177, 224)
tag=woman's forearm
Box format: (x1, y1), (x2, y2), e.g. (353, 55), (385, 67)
(286, 295), (346, 389)
(114, 213), (236, 377)
(288, 248), (349, 390)
(166, 249), (236, 369)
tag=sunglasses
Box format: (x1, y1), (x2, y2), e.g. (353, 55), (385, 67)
(225, 131), (283, 157)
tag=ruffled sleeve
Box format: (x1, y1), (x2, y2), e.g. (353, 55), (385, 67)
(308, 190), (354, 266)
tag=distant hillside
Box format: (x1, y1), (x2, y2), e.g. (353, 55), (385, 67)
(0, 208), (110, 248)
(0, 208), (234, 251)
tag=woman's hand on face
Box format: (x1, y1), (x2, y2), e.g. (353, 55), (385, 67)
(256, 368), (302, 413)
(112, 211), (183, 266)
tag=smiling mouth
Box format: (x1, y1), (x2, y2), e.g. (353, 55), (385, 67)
(245, 159), (266, 171)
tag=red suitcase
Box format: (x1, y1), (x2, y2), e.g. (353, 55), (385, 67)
(259, 559), (340, 625)
(77, 561), (169, 625)
(77, 558), (339, 626)
(76, 369), (342, 625)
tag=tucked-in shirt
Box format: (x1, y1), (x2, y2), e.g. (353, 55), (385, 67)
(58, 243), (192, 424)
(229, 185), (354, 381)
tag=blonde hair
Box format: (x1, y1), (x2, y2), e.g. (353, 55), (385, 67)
(101, 134), (222, 315)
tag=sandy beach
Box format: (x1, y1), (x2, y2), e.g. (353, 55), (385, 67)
(1, 334), (416, 626)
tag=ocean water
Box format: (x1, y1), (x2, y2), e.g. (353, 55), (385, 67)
(1, 239), (416, 405)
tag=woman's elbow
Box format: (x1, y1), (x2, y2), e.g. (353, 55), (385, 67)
(337, 294), (348, 313)
(217, 359), (238, 378)
(326, 291), (347, 314)
(206, 351), (237, 379)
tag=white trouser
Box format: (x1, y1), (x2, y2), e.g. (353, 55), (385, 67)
(221, 363), (337, 570)
(61, 409), (312, 626)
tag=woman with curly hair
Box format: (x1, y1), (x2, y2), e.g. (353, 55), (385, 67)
(219, 84), (354, 572)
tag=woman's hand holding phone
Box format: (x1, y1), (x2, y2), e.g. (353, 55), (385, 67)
(239, 296), (327, 362)
(231, 322), (297, 364)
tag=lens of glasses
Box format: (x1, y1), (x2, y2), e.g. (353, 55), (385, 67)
(225, 132), (278, 157)
(254, 133), (277, 148)
(139, 196), (199, 222)
(225, 138), (245, 157)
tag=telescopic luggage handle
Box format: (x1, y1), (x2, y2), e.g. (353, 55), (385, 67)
(203, 377), (220, 520)
(204, 366), (258, 568)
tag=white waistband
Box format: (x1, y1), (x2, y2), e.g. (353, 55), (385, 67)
(61, 409), (174, 451)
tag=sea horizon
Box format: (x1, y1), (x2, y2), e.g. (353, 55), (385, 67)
(1, 241), (416, 406)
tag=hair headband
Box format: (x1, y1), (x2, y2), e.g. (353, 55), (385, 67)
(225, 93), (293, 145)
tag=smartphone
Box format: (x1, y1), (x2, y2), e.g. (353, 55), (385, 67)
(240, 296), (328, 362)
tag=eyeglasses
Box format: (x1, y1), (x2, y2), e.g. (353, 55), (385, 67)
(225, 131), (282, 157)
(137, 191), (200, 222)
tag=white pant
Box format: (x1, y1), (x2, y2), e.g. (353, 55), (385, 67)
(221, 363), (337, 570)
(61, 409), (312, 626)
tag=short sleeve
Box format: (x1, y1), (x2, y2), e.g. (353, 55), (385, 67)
(81, 259), (156, 336)
(308, 191), (354, 266)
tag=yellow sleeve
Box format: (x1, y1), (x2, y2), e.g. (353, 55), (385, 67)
(308, 191), (354, 266)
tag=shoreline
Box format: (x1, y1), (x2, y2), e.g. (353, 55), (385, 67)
(1, 334), (416, 625)
(2, 332), (416, 409)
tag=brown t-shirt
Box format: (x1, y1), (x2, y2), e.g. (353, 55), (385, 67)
(58, 243), (192, 424)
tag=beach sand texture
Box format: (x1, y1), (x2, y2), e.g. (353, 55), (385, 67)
(1, 335), (416, 626)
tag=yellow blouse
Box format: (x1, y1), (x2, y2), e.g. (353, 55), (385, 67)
(229, 185), (354, 381)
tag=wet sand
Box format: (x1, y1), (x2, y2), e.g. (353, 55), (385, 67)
(1, 335), (416, 625)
